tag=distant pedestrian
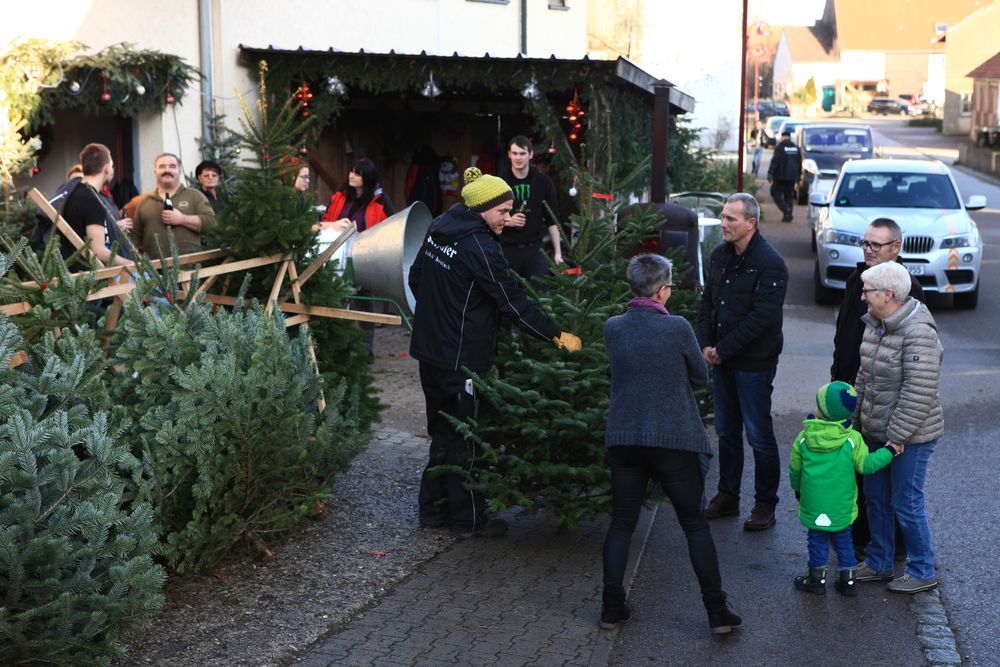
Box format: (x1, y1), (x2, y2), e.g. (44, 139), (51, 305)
(789, 381), (899, 596)
(750, 120), (765, 176)
(601, 254), (741, 634)
(697, 193), (788, 532)
(853, 261), (943, 594)
(767, 130), (801, 222)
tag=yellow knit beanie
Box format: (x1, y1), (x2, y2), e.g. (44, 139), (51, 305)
(461, 167), (513, 212)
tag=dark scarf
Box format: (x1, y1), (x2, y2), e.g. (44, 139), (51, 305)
(627, 297), (669, 315)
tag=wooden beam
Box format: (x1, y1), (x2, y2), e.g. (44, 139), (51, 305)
(265, 259), (290, 315)
(203, 294), (401, 325)
(28, 188), (105, 269)
(297, 224), (355, 288)
(284, 314), (310, 327)
(176, 253), (287, 282)
(8, 350), (28, 369)
(0, 301), (33, 316)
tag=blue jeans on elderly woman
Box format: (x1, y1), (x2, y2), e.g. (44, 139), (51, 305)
(862, 440), (937, 580)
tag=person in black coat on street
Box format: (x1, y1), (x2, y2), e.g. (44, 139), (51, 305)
(768, 130), (802, 222)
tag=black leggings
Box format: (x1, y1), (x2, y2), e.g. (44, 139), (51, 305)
(603, 447), (725, 610)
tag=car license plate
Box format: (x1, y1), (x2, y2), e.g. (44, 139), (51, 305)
(904, 264), (924, 276)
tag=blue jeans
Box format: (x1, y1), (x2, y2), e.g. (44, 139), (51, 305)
(807, 528), (856, 570)
(712, 366), (780, 508)
(863, 440), (936, 580)
(603, 447), (725, 611)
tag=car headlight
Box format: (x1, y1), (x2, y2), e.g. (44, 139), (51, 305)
(822, 229), (862, 246)
(940, 235), (975, 249)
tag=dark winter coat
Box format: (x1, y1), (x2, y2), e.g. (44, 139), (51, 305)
(831, 260), (926, 384)
(408, 203), (560, 372)
(696, 230), (788, 371)
(768, 138), (803, 182)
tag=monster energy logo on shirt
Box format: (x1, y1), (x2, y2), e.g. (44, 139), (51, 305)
(512, 183), (531, 204)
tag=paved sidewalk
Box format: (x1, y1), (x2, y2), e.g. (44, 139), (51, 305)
(296, 506), (656, 667)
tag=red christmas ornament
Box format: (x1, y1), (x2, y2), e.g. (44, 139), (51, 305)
(38, 282), (48, 291)
(569, 132), (578, 141)
(166, 94), (175, 104)
(31, 166), (40, 174)
(299, 146), (309, 155)
(101, 91), (111, 102)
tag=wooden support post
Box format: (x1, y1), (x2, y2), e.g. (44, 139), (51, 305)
(28, 188), (105, 269)
(265, 258), (290, 315)
(202, 294), (401, 325)
(297, 224), (356, 288)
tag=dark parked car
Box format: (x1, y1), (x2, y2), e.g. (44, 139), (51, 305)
(746, 99), (789, 120)
(867, 97), (912, 115)
(794, 124), (875, 204)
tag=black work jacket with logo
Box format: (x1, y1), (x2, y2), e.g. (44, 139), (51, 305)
(408, 203), (560, 372)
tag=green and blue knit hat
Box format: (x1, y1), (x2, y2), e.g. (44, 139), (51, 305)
(816, 381), (857, 422)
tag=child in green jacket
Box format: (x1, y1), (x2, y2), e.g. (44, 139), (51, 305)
(789, 381), (901, 596)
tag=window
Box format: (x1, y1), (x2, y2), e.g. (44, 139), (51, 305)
(549, 0), (569, 8)
(960, 92), (972, 116)
(466, 0), (509, 4)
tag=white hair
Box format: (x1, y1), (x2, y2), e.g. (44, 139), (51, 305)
(861, 261), (911, 303)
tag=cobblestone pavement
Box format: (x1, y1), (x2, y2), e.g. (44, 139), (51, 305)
(295, 508), (655, 667)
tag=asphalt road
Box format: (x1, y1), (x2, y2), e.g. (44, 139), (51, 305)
(612, 117), (1000, 665)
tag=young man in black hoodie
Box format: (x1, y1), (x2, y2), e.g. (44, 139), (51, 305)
(408, 167), (581, 539)
(768, 129), (802, 222)
(500, 136), (562, 286)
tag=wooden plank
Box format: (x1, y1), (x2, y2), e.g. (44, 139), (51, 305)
(8, 350), (28, 369)
(88, 249), (228, 281)
(196, 257), (232, 294)
(86, 281), (137, 302)
(287, 261), (303, 305)
(284, 314), (310, 327)
(176, 253), (287, 282)
(102, 297), (123, 351)
(28, 187), (105, 269)
(0, 301), (33, 316)
(265, 259), (290, 315)
(203, 294), (401, 325)
(297, 224), (355, 288)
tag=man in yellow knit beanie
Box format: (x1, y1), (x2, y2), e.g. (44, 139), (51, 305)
(408, 167), (581, 539)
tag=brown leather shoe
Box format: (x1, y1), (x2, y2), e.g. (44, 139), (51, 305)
(743, 503), (776, 531)
(706, 493), (740, 519)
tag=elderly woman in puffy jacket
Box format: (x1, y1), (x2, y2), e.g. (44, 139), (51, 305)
(852, 261), (943, 594)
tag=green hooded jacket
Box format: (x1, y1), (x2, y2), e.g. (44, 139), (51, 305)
(789, 418), (893, 532)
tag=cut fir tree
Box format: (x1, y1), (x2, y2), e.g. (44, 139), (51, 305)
(450, 161), (705, 531)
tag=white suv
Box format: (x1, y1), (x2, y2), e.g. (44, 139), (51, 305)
(811, 159), (985, 308)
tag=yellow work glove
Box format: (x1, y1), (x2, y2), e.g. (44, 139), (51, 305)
(552, 331), (582, 352)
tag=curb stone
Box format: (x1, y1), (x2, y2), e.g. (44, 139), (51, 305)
(909, 588), (963, 666)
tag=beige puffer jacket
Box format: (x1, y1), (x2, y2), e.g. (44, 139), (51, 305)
(854, 297), (943, 444)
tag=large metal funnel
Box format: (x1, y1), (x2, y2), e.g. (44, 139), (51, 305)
(351, 201), (433, 315)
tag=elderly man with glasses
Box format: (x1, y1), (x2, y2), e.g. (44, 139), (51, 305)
(830, 217), (925, 561)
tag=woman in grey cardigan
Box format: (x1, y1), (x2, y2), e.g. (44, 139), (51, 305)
(853, 261), (943, 594)
(600, 254), (740, 634)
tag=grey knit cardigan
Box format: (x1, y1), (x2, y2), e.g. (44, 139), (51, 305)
(604, 308), (712, 454)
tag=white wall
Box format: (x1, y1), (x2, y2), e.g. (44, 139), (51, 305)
(3, 0), (588, 189)
(838, 50), (887, 83)
(633, 0), (744, 151)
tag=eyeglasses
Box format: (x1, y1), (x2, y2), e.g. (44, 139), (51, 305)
(860, 288), (886, 295)
(659, 283), (675, 290)
(861, 239), (899, 251)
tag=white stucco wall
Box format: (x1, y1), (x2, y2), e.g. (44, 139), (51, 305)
(3, 0), (587, 190)
(632, 0), (744, 151)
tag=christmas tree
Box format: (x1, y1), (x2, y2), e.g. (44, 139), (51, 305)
(210, 61), (381, 427)
(0, 248), (164, 666)
(453, 160), (706, 531)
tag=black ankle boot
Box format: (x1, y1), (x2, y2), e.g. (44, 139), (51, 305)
(706, 595), (742, 635)
(794, 566), (828, 595)
(836, 568), (857, 597)
(599, 591), (633, 630)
